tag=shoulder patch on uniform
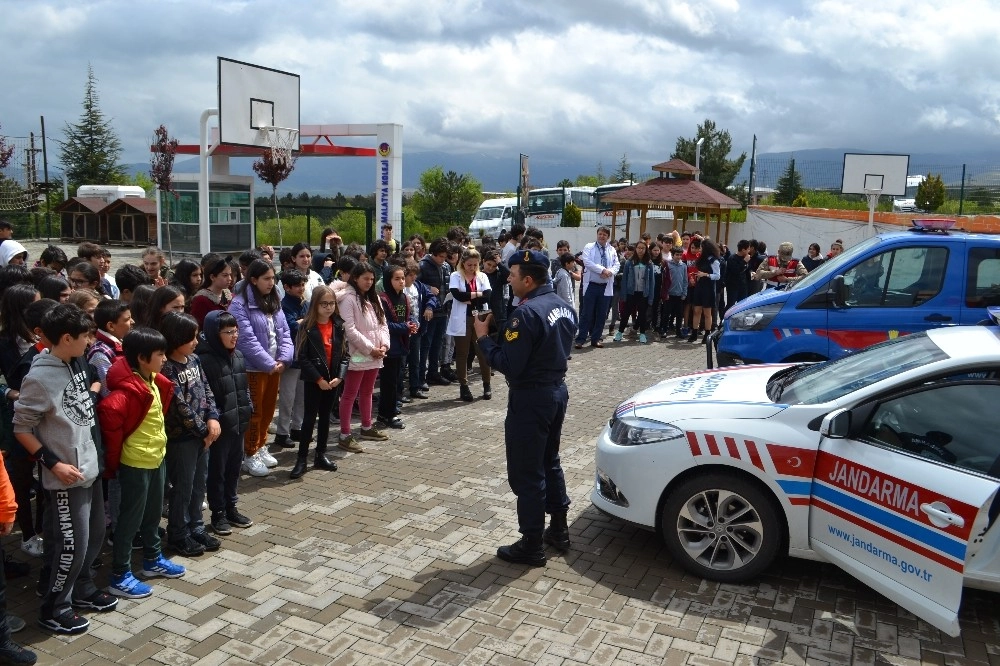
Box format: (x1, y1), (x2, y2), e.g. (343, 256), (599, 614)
(505, 330), (519, 342)
(509, 318), (519, 329)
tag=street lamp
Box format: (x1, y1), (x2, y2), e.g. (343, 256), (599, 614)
(695, 137), (705, 182)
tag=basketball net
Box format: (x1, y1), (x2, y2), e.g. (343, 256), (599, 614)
(258, 126), (299, 166)
(864, 187), (882, 234)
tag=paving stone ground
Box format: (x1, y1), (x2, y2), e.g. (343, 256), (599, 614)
(5, 239), (999, 665)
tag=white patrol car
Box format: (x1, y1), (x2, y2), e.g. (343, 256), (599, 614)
(592, 321), (1000, 636)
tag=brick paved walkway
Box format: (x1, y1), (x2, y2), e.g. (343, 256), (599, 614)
(5, 240), (999, 664)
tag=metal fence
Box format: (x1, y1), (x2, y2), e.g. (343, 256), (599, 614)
(749, 157), (1000, 215)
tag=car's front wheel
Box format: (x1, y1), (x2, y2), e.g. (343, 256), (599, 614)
(661, 473), (781, 583)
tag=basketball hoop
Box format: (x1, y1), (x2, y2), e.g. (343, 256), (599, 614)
(258, 126), (299, 166)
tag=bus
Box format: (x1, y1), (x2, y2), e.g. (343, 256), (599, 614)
(525, 186), (596, 228)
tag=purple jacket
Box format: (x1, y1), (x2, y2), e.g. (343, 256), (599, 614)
(229, 289), (294, 372)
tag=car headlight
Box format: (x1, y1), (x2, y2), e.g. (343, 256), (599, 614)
(727, 303), (782, 331)
(609, 416), (684, 446)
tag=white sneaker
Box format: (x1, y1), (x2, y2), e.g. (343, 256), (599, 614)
(242, 452), (269, 477)
(258, 446), (278, 468)
(20, 534), (43, 558)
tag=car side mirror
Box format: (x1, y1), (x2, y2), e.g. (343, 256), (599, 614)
(830, 275), (848, 308)
(820, 408), (851, 438)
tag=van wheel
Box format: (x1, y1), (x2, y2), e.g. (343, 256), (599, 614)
(661, 474), (781, 583)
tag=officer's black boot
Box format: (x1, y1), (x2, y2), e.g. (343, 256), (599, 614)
(543, 512), (571, 552)
(497, 534), (546, 566)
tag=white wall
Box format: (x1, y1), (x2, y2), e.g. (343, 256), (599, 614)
(745, 208), (899, 255)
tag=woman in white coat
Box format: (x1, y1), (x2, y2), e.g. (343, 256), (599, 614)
(446, 248), (493, 402)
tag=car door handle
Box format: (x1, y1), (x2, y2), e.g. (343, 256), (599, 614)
(920, 503), (965, 529)
(924, 314), (952, 322)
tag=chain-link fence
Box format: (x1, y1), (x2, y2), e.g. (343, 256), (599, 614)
(749, 157), (1000, 215)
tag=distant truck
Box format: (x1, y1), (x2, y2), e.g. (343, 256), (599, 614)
(469, 196), (517, 238)
(891, 175), (926, 212)
(76, 185), (147, 204)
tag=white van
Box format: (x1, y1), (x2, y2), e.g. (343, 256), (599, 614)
(76, 185), (147, 204)
(469, 197), (517, 238)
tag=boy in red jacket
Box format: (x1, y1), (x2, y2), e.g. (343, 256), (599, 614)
(98, 327), (185, 600)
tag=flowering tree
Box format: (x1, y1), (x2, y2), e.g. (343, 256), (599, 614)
(253, 146), (296, 247)
(150, 125), (179, 262)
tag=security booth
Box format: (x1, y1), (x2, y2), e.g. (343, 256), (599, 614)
(156, 173), (254, 254)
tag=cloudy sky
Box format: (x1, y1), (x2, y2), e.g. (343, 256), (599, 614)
(3, 0), (999, 173)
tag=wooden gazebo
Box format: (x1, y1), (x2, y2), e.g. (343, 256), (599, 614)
(602, 158), (742, 244)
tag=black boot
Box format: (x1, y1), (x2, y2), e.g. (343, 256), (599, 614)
(543, 512), (571, 552)
(497, 534), (546, 566)
(289, 454), (308, 479)
(314, 443), (338, 470)
(483, 383), (492, 400)
(687, 328), (700, 343)
(271, 433), (291, 449)
(459, 384), (474, 402)
(440, 364), (458, 382)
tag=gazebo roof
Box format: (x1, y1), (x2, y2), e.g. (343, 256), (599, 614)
(602, 176), (741, 210)
(651, 158), (699, 176)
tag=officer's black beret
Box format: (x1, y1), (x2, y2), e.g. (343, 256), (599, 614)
(507, 249), (549, 269)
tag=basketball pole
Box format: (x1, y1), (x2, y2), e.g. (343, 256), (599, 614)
(864, 188), (881, 236)
(199, 108), (219, 257)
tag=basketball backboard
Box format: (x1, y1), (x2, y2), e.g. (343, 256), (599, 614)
(218, 57), (300, 150)
(841, 153), (908, 196)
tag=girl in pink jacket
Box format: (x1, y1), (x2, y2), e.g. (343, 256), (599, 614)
(336, 263), (390, 452)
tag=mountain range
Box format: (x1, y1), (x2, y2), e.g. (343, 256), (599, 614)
(123, 147), (999, 196)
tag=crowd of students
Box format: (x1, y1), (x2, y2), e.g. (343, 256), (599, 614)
(0, 217), (837, 663)
(0, 220), (534, 660)
(558, 227), (841, 347)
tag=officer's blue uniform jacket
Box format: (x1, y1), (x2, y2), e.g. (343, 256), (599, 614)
(479, 284), (577, 388)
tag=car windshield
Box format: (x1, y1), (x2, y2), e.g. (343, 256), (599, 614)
(786, 236), (880, 292)
(776, 332), (948, 404)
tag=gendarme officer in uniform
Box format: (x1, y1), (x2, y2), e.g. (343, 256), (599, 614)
(474, 249), (577, 566)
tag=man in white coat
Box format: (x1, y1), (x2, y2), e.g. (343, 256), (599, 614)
(574, 226), (620, 349)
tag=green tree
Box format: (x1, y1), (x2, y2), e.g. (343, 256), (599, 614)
(610, 153), (632, 183)
(59, 64), (127, 191)
(774, 158), (804, 205)
(672, 119), (746, 191)
(557, 178), (574, 187)
(562, 202), (582, 227)
(916, 173), (946, 212)
(410, 166), (483, 226)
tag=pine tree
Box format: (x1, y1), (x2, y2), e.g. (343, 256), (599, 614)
(610, 153), (632, 183)
(774, 158), (804, 205)
(915, 173), (946, 212)
(59, 65), (126, 192)
(672, 119), (747, 191)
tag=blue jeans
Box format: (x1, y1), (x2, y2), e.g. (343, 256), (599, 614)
(420, 316), (446, 378)
(576, 282), (612, 344)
